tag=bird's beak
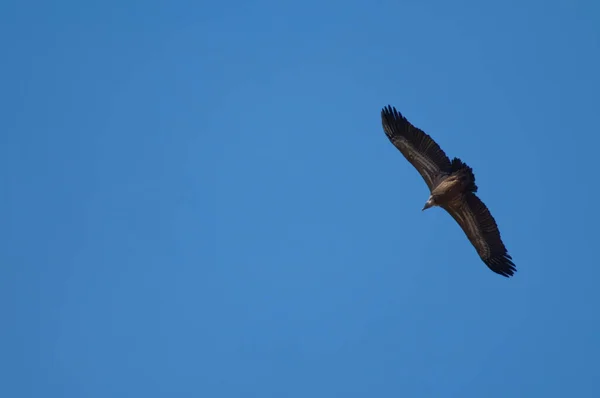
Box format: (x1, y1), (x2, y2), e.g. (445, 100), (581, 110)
(422, 199), (433, 211)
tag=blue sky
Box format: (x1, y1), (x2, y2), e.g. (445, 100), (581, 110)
(2, 0), (599, 396)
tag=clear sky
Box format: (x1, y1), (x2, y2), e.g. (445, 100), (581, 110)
(2, 0), (600, 397)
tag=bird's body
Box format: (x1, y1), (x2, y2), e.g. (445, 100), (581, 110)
(380, 105), (516, 277)
(429, 172), (469, 206)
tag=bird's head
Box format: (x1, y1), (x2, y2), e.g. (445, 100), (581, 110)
(422, 197), (435, 211)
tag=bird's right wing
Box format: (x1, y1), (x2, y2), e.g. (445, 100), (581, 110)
(441, 193), (516, 277)
(381, 105), (452, 190)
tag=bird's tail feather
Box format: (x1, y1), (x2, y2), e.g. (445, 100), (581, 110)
(450, 157), (478, 193)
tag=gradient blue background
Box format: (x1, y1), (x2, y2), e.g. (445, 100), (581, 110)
(2, 0), (599, 396)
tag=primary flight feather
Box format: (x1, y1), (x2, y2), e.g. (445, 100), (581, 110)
(381, 105), (516, 277)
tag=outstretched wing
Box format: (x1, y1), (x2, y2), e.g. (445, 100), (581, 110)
(381, 105), (452, 190)
(441, 193), (516, 277)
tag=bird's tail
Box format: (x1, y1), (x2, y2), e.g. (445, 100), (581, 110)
(450, 157), (478, 193)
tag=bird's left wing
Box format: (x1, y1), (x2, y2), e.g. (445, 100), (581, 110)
(381, 105), (452, 190)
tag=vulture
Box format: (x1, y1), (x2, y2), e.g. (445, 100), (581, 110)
(380, 105), (516, 277)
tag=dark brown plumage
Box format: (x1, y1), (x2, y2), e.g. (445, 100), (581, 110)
(381, 105), (516, 278)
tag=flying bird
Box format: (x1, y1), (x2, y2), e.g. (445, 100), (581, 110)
(380, 105), (516, 277)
